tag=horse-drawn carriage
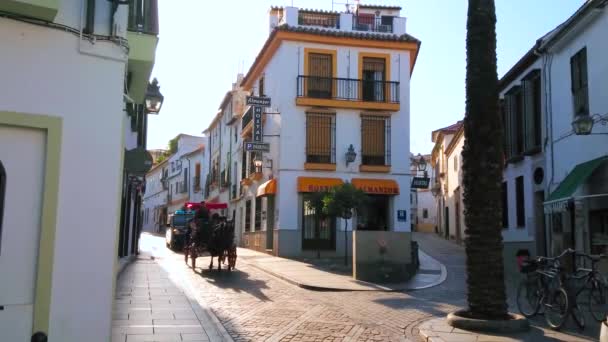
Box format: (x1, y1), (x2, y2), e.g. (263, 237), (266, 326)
(183, 202), (237, 271)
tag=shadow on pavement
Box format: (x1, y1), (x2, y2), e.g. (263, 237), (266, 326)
(194, 263), (272, 302)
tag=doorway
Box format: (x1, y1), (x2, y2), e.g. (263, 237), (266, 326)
(0, 126), (46, 341)
(534, 191), (546, 256)
(266, 196), (275, 250)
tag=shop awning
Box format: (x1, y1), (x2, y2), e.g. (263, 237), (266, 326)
(257, 178), (277, 197)
(351, 178), (399, 195)
(546, 156), (608, 203)
(297, 177), (343, 192)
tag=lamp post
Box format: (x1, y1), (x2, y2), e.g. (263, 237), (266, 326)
(145, 78), (164, 114)
(572, 113), (608, 135)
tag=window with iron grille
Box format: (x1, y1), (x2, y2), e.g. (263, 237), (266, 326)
(307, 53), (333, 99)
(516, 176), (525, 228)
(255, 197), (262, 231)
(570, 47), (589, 117)
(504, 86), (524, 158)
(194, 163), (201, 189)
(306, 112), (336, 164)
(362, 57), (386, 102)
(361, 115), (391, 166)
(522, 70), (542, 152)
(245, 200), (252, 232)
(258, 77), (265, 97)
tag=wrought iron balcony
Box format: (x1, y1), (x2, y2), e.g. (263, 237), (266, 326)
(298, 12), (339, 29)
(352, 16), (393, 33)
(296, 76), (399, 104)
(128, 0), (159, 35)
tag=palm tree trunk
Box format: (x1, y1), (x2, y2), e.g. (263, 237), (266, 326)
(463, 0), (508, 319)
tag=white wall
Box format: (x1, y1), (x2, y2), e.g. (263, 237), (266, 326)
(142, 164), (167, 233)
(545, 10), (608, 194)
(445, 135), (465, 241)
(0, 6), (126, 341)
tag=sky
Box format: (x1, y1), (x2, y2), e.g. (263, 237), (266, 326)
(147, 0), (586, 154)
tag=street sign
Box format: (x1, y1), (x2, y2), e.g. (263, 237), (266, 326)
(397, 210), (407, 222)
(411, 177), (430, 189)
(246, 96), (271, 107)
(253, 106), (263, 142)
(244, 141), (270, 152)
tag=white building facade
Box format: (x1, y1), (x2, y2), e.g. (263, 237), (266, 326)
(212, 5), (420, 258)
(538, 0), (608, 258)
(0, 0), (159, 341)
(142, 160), (168, 233)
(415, 155), (437, 233)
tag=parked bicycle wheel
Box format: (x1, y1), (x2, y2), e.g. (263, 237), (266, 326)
(589, 281), (608, 322)
(545, 287), (569, 329)
(571, 302), (585, 330)
(517, 278), (541, 317)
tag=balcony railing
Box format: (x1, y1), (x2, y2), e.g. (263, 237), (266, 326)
(297, 76), (399, 103)
(242, 107), (253, 130)
(352, 16), (393, 33)
(298, 12), (339, 29)
(128, 0), (159, 35)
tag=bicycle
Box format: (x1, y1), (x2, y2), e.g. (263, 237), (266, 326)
(571, 252), (608, 323)
(516, 249), (574, 329)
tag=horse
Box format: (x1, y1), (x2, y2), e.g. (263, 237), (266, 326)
(208, 219), (236, 271)
(184, 216), (236, 271)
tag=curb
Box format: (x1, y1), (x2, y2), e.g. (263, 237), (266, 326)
(406, 250), (448, 291)
(115, 255), (136, 280)
(159, 256), (235, 342)
(241, 248), (448, 292)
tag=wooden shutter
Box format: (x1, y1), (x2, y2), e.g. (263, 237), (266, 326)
(522, 78), (534, 152)
(363, 57), (385, 74)
(309, 53), (332, 77)
(361, 116), (386, 165)
(306, 113), (334, 162)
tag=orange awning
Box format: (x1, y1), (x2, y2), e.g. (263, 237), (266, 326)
(297, 177), (343, 193)
(351, 178), (399, 195)
(256, 178), (277, 197)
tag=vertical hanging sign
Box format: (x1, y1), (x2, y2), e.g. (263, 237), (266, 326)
(253, 106), (263, 142)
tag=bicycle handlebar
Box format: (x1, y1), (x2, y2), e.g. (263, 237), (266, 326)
(536, 248), (576, 263)
(575, 251), (606, 262)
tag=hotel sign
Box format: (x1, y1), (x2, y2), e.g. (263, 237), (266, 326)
(253, 106), (263, 142)
(411, 177), (430, 189)
(246, 96), (271, 107)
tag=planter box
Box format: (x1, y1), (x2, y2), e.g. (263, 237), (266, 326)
(352, 231), (414, 283)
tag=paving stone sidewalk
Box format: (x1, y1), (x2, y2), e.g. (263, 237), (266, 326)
(418, 317), (594, 342)
(112, 254), (232, 342)
(237, 247), (446, 291)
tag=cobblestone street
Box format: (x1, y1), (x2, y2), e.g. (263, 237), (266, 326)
(130, 233), (596, 342)
(138, 233), (463, 342)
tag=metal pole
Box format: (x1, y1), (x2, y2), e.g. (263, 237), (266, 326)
(344, 218), (348, 266)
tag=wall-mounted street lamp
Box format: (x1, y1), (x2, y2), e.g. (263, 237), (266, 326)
(145, 78), (164, 114)
(254, 154), (263, 173)
(572, 113), (608, 135)
(345, 144), (357, 166)
(416, 153), (427, 172)
(430, 183), (441, 198)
